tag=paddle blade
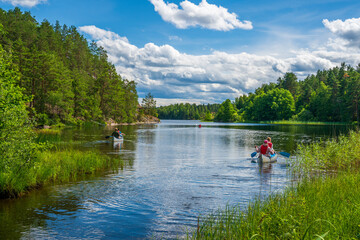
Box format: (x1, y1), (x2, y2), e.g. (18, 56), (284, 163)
(279, 152), (291, 158)
(105, 136), (111, 139)
(251, 152), (257, 158)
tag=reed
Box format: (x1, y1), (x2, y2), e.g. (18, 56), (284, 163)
(34, 128), (61, 135)
(190, 172), (360, 239)
(258, 120), (348, 126)
(0, 149), (123, 198)
(294, 130), (360, 173)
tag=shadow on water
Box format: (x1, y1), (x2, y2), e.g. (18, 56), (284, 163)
(0, 180), (97, 239)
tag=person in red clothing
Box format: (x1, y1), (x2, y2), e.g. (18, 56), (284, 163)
(267, 137), (273, 149)
(255, 140), (274, 157)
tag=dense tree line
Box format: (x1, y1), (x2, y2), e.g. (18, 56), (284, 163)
(0, 43), (38, 195)
(157, 103), (220, 120)
(234, 64), (360, 122)
(0, 8), (138, 125)
(169, 63), (360, 123)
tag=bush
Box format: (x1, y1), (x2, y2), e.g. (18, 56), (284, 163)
(0, 46), (39, 197)
(292, 108), (314, 121)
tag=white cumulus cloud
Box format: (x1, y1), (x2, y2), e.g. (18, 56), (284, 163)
(79, 22), (360, 104)
(323, 17), (360, 48)
(1, 0), (46, 7)
(149, 0), (253, 31)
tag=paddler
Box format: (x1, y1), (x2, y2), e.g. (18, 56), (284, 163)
(111, 128), (121, 138)
(255, 140), (274, 157)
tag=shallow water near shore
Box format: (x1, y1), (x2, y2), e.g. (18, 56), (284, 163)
(0, 120), (353, 239)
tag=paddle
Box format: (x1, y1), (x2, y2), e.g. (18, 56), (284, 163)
(250, 151), (258, 163)
(279, 152), (291, 158)
(106, 134), (125, 139)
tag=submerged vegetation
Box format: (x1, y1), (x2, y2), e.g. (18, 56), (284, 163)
(190, 131), (360, 239)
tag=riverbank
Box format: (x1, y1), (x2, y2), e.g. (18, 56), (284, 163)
(190, 130), (360, 239)
(0, 148), (123, 198)
(198, 119), (351, 126)
(106, 114), (160, 126)
(35, 115), (161, 129)
(258, 120), (350, 126)
(191, 172), (360, 239)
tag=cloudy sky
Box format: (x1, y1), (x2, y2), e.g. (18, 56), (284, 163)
(2, 0), (360, 105)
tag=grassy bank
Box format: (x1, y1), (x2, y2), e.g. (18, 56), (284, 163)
(0, 149), (123, 198)
(190, 131), (360, 239)
(258, 120), (349, 126)
(190, 172), (360, 239)
(294, 130), (360, 173)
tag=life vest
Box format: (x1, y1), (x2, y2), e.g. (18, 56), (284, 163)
(268, 142), (273, 148)
(260, 145), (268, 155)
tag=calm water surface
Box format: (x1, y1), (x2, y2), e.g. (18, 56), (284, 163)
(0, 120), (353, 239)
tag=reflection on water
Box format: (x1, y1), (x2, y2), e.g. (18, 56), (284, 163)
(0, 120), (353, 239)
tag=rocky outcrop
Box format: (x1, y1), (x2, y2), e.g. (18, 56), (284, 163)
(106, 115), (160, 126)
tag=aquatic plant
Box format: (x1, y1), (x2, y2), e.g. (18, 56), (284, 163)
(190, 172), (360, 239)
(294, 130), (360, 173)
(0, 149), (123, 198)
(258, 120), (348, 126)
(34, 128), (61, 135)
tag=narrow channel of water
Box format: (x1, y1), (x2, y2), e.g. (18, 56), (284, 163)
(0, 120), (353, 239)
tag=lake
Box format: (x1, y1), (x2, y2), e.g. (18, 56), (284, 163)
(0, 120), (353, 239)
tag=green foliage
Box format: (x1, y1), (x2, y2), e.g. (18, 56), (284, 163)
(235, 63), (360, 123)
(214, 99), (240, 122)
(250, 89), (295, 121)
(291, 108), (314, 121)
(294, 130), (360, 173)
(35, 149), (123, 184)
(157, 103), (220, 120)
(0, 148), (123, 197)
(203, 110), (213, 121)
(0, 45), (39, 197)
(0, 8), (138, 125)
(0, 9), (132, 197)
(142, 92), (157, 117)
(191, 172), (360, 239)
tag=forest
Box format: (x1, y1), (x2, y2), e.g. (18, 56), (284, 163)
(157, 103), (220, 120)
(234, 66), (360, 122)
(0, 8), (139, 126)
(158, 64), (360, 123)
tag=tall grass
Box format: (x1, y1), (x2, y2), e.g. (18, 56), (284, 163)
(190, 172), (360, 239)
(294, 130), (360, 173)
(0, 149), (123, 198)
(258, 120), (348, 126)
(189, 130), (360, 239)
(34, 128), (62, 135)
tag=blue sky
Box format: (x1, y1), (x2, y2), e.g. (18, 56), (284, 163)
(1, 0), (360, 105)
